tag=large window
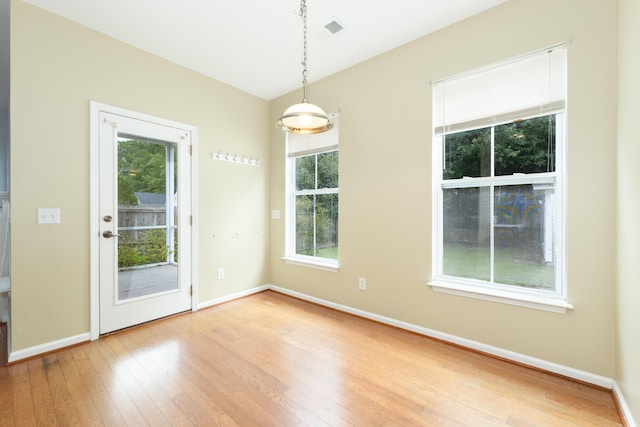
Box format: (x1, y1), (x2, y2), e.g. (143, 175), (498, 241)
(431, 46), (569, 311)
(286, 117), (339, 268)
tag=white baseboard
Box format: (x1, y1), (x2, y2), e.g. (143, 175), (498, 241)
(8, 332), (90, 363)
(197, 285), (269, 310)
(613, 381), (638, 427)
(6, 286), (271, 364)
(267, 284), (615, 389)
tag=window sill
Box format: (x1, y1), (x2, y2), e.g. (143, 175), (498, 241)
(428, 280), (573, 314)
(282, 256), (339, 272)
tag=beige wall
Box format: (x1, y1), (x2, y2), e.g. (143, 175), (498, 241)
(10, 0), (270, 350)
(617, 0), (640, 421)
(270, 0), (618, 377)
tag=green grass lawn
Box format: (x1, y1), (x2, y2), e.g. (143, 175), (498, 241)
(297, 246), (338, 260)
(317, 246), (338, 259)
(443, 243), (554, 290)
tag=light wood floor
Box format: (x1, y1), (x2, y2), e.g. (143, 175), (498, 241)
(0, 291), (623, 426)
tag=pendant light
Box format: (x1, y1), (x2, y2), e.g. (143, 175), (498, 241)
(276, 0), (333, 134)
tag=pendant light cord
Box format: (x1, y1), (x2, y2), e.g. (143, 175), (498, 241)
(300, 0), (308, 102)
(276, 0), (332, 134)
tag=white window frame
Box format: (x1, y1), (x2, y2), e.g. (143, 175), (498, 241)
(429, 47), (572, 313)
(283, 116), (339, 272)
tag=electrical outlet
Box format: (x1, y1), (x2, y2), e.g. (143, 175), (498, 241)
(217, 268), (225, 280)
(358, 277), (367, 290)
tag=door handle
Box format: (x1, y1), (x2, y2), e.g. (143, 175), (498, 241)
(102, 230), (121, 238)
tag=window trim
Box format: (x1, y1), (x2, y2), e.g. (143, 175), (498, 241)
(428, 279), (573, 314)
(281, 255), (339, 272)
(431, 113), (569, 312)
(285, 121), (339, 269)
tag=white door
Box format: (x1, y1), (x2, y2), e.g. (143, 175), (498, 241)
(94, 106), (194, 334)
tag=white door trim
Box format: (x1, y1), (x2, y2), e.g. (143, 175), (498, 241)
(89, 101), (199, 340)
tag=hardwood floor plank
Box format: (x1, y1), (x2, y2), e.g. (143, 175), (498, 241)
(82, 342), (149, 426)
(0, 365), (14, 425)
(53, 399), (83, 427)
(42, 354), (73, 407)
(130, 323), (241, 425)
(230, 295), (499, 425)
(55, 348), (104, 426)
(123, 328), (232, 426)
(155, 324), (285, 426)
(104, 334), (195, 426)
(64, 374), (105, 427)
(9, 362), (36, 426)
(217, 328), (359, 425)
(94, 338), (172, 426)
(69, 344), (125, 426)
(124, 320), (248, 426)
(27, 358), (58, 426)
(0, 291), (623, 426)
(115, 331), (213, 426)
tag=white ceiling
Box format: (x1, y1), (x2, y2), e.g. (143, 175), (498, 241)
(8, 0), (506, 104)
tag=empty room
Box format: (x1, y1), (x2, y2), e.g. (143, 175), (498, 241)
(0, 0), (639, 425)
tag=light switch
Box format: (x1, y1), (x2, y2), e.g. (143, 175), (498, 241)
(38, 208), (61, 224)
(271, 210), (281, 219)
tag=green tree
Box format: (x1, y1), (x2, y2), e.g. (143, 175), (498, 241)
(295, 155), (315, 190)
(443, 128), (491, 179)
(495, 115), (555, 175)
(295, 195), (330, 256)
(118, 139), (172, 195)
(443, 115), (555, 179)
(318, 150), (338, 188)
(118, 175), (138, 205)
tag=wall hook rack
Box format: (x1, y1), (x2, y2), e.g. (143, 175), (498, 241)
(211, 151), (260, 166)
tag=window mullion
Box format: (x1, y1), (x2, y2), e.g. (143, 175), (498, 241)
(442, 173), (556, 189)
(489, 126), (495, 284)
(289, 157), (296, 258)
(313, 155), (318, 257)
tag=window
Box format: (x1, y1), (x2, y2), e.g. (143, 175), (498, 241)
(285, 116), (339, 269)
(431, 46), (571, 312)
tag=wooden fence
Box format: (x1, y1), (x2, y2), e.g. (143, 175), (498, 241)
(118, 205), (167, 230)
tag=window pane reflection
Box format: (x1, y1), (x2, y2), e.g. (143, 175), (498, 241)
(494, 184), (555, 289)
(443, 187), (491, 281)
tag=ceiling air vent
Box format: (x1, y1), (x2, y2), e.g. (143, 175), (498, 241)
(314, 17), (345, 41)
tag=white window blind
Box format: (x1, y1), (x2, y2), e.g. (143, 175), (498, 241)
(433, 45), (567, 135)
(287, 115), (339, 157)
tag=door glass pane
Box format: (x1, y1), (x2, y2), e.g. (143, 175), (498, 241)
(442, 187), (491, 281)
(117, 138), (178, 301)
(493, 184), (555, 289)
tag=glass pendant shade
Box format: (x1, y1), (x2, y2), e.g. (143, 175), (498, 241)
(277, 101), (333, 134)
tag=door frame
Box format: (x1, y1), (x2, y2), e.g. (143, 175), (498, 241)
(89, 101), (199, 340)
